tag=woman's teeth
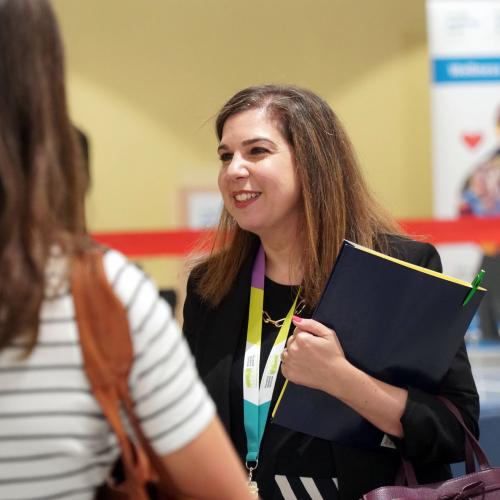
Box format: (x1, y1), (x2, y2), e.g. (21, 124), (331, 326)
(234, 192), (260, 202)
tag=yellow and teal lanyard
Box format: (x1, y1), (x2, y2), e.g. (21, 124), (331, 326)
(243, 244), (299, 466)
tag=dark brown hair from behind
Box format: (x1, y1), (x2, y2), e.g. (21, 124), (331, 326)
(194, 85), (403, 307)
(0, 0), (87, 353)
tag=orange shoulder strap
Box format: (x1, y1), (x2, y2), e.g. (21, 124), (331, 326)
(72, 249), (184, 498)
(72, 248), (133, 384)
(72, 248), (160, 499)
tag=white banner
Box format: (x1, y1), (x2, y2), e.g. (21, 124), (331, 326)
(427, 0), (500, 219)
(427, 0), (500, 342)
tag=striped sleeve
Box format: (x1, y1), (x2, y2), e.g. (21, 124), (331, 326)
(103, 250), (215, 455)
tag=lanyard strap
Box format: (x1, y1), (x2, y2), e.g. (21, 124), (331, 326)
(243, 245), (299, 463)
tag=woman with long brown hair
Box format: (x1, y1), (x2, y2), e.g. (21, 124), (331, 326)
(0, 1), (252, 499)
(183, 84), (479, 499)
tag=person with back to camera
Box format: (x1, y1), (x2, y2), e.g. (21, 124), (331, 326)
(0, 1), (254, 499)
(183, 84), (480, 499)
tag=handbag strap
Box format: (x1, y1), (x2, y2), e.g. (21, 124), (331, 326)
(437, 396), (490, 470)
(72, 248), (173, 497)
(401, 396), (489, 487)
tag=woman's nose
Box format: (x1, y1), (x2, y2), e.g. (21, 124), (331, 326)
(226, 154), (249, 179)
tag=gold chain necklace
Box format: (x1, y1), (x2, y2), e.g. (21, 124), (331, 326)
(262, 299), (306, 328)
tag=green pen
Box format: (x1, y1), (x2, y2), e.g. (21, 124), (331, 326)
(462, 269), (486, 306)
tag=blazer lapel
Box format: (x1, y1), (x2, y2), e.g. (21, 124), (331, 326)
(199, 250), (256, 431)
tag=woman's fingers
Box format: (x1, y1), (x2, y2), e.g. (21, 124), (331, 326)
(291, 316), (333, 338)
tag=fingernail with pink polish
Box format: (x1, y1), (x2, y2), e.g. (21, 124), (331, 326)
(292, 315), (302, 323)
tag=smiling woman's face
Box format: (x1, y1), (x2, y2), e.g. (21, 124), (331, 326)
(217, 108), (302, 240)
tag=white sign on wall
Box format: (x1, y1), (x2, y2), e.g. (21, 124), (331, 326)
(182, 189), (223, 229)
(427, 0), (500, 219)
(426, 0), (500, 342)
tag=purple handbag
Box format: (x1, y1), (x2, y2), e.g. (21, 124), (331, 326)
(363, 397), (500, 499)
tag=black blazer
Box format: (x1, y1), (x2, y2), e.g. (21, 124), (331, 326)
(183, 236), (479, 499)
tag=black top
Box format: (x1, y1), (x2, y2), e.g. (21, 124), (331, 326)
(229, 277), (336, 498)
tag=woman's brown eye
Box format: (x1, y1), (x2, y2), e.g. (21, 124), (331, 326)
(219, 153), (232, 162)
(251, 147), (268, 155)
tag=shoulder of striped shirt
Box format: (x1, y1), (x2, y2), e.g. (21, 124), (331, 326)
(102, 248), (143, 286)
(103, 249), (153, 308)
(101, 249), (167, 331)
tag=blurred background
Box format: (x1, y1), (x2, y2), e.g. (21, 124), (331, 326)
(51, 0), (433, 288)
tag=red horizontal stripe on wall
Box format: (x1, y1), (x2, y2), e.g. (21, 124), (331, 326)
(399, 217), (500, 245)
(92, 229), (212, 257)
(92, 217), (500, 257)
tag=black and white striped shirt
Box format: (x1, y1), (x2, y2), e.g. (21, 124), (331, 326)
(0, 249), (215, 500)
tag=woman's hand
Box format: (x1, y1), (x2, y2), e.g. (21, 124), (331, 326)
(281, 316), (408, 438)
(280, 316), (349, 394)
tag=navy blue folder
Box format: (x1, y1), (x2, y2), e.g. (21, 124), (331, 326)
(272, 240), (486, 449)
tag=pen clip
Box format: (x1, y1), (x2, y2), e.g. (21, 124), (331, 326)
(462, 269), (485, 306)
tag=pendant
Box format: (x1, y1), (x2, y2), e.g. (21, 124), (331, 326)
(248, 480), (259, 496)
(246, 460), (259, 497)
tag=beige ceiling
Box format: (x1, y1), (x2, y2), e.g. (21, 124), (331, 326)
(52, 0), (427, 156)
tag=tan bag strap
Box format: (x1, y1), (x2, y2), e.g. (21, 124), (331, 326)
(72, 248), (173, 498)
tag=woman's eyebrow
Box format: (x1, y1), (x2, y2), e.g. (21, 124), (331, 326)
(242, 138), (276, 147)
(218, 137), (277, 153)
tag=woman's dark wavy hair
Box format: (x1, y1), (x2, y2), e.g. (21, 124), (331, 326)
(0, 0), (86, 353)
(194, 85), (403, 307)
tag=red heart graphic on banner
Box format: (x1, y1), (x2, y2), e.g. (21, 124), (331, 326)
(462, 133), (482, 149)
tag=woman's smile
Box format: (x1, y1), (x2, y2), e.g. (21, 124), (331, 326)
(232, 190), (262, 208)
